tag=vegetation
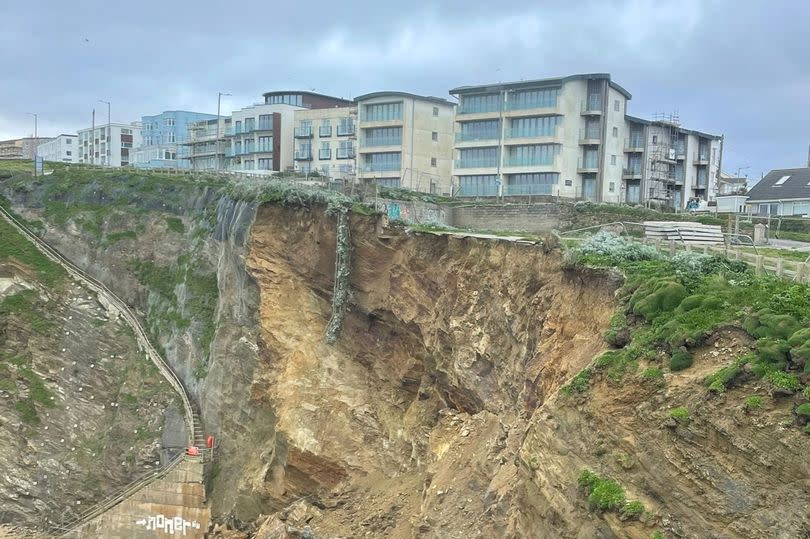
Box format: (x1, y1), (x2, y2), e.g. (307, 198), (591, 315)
(796, 403), (810, 417)
(744, 395), (764, 410)
(165, 216), (185, 233)
(562, 368), (592, 396)
(578, 469), (644, 519)
(568, 232), (810, 413)
(669, 407), (691, 423)
(640, 366), (665, 386)
(0, 290), (52, 334)
(0, 211), (66, 287)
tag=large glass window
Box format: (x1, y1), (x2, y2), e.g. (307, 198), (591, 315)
(456, 147), (499, 168)
(338, 117), (355, 135)
(258, 158), (272, 170)
(258, 114), (273, 130)
(457, 120), (500, 142)
(244, 117), (255, 132)
(505, 144), (560, 166)
(507, 88), (559, 110)
(364, 152), (401, 171)
(258, 136), (272, 152)
(458, 175), (498, 196)
(508, 116), (560, 138)
(337, 140), (354, 158)
(458, 94), (500, 114)
(505, 173), (559, 195)
(376, 178), (400, 188)
(364, 127), (402, 146)
(265, 94), (303, 106)
(363, 102), (403, 122)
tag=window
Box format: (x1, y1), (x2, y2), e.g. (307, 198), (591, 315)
(431, 157), (437, 167)
(65, 138), (72, 144)
(612, 127), (618, 137)
(165, 118), (175, 127)
(244, 117), (255, 132)
(459, 93), (501, 113)
(235, 121), (242, 134)
(364, 126), (402, 146)
(258, 136), (272, 152)
(265, 94), (303, 106)
(505, 173), (559, 195)
(458, 175), (498, 196)
(337, 140), (354, 158)
(457, 147), (499, 168)
(614, 100), (620, 112)
(258, 158), (272, 170)
(506, 144), (560, 166)
(168, 132), (176, 143)
(509, 116), (560, 137)
(319, 119), (332, 137)
(609, 182), (615, 192)
(66, 150), (72, 156)
(319, 141), (331, 160)
(507, 88), (560, 110)
(376, 178), (401, 188)
(433, 107), (439, 117)
(432, 131), (438, 141)
(364, 152), (401, 171)
(793, 203), (810, 215)
(338, 117), (354, 135)
(122, 129), (132, 135)
(243, 159), (254, 170)
(611, 155), (617, 165)
(774, 175), (790, 185)
(259, 114), (273, 130)
(652, 135), (658, 145)
(564, 179), (572, 186)
(363, 102), (402, 122)
(459, 120), (500, 141)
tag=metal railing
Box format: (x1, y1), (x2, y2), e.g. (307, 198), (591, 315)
(362, 135), (402, 147)
(294, 127), (312, 137)
(336, 148), (354, 159)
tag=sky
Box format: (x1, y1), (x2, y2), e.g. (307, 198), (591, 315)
(2, 0), (809, 181)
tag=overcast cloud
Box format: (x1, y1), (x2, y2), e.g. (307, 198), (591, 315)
(2, 0), (809, 180)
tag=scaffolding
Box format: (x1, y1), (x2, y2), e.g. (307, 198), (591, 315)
(646, 112), (681, 207)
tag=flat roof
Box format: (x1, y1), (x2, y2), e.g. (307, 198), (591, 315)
(625, 115), (721, 140)
(449, 73), (632, 99)
(261, 90), (354, 106)
(354, 91), (454, 106)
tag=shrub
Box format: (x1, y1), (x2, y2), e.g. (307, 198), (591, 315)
(787, 327), (810, 369)
(705, 361), (744, 393)
(604, 311), (629, 347)
(796, 403), (810, 417)
(670, 348), (693, 372)
(594, 350), (638, 384)
(578, 469), (600, 490)
(755, 338), (790, 368)
(764, 370), (801, 392)
(576, 231), (662, 264)
(804, 386), (810, 400)
(744, 395), (764, 410)
(630, 280), (688, 321)
(669, 407), (690, 423)
(165, 216), (185, 233)
(620, 500), (645, 520)
(651, 532), (665, 539)
(562, 368), (592, 396)
(588, 478), (627, 511)
(641, 366), (664, 383)
(742, 309), (800, 341)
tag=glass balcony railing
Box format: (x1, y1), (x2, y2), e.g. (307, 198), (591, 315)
(363, 135), (402, 147)
(579, 128), (601, 141)
(360, 113), (403, 122)
(294, 127), (312, 137)
(695, 153), (709, 163)
(504, 155), (556, 167)
(674, 143), (686, 157)
(506, 128), (556, 139)
(578, 157), (599, 170)
(454, 158), (498, 169)
(294, 150), (312, 160)
(319, 126), (332, 137)
(257, 122), (273, 131)
(581, 96), (602, 113)
(457, 184), (498, 197)
(625, 138), (644, 149)
(337, 124), (355, 136)
(256, 145), (273, 153)
(505, 99), (557, 111)
(456, 132), (499, 142)
(503, 183), (554, 196)
(623, 167), (642, 176)
(336, 148), (355, 159)
(319, 149), (331, 160)
(362, 162), (400, 172)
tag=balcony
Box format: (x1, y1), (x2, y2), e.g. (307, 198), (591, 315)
(674, 144), (686, 160)
(362, 162), (400, 172)
(319, 126), (332, 137)
(363, 135), (402, 147)
(336, 148), (355, 159)
(622, 167), (642, 179)
(579, 128), (601, 145)
(294, 150), (312, 160)
(694, 154), (709, 165)
(294, 127), (313, 138)
(581, 96), (603, 115)
(456, 132), (500, 143)
(577, 157), (599, 173)
(505, 99), (558, 112)
(359, 113), (403, 123)
(503, 155), (556, 167)
(457, 103), (500, 115)
(624, 138), (644, 152)
(256, 145), (273, 153)
(454, 158), (498, 169)
(337, 124), (355, 136)
(319, 149), (331, 160)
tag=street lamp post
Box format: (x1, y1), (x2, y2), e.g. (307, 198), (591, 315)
(26, 113), (38, 175)
(98, 100), (110, 166)
(217, 92), (231, 171)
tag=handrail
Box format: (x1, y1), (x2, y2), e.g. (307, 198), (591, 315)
(0, 205), (196, 445)
(0, 204), (203, 535)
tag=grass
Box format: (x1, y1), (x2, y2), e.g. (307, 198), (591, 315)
(104, 230), (137, 246)
(744, 395), (764, 410)
(0, 289), (53, 334)
(577, 469), (643, 517)
(165, 216), (185, 233)
(705, 359), (746, 393)
(669, 407), (690, 423)
(0, 214), (66, 287)
(562, 368), (592, 396)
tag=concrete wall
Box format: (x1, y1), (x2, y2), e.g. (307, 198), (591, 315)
(67, 458), (209, 539)
(374, 198), (450, 226)
(450, 204), (568, 233)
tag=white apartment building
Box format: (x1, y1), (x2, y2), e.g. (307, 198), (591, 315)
(184, 118), (231, 171)
(77, 122), (142, 167)
(292, 106), (357, 180)
(450, 74), (723, 209)
(355, 92), (455, 195)
(36, 134), (78, 163)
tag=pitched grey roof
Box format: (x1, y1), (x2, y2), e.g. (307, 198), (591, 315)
(746, 168), (810, 201)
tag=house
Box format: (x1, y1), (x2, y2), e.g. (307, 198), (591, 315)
(745, 168), (810, 216)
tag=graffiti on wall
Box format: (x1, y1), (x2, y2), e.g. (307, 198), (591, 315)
(135, 515), (201, 535)
(376, 199), (446, 225)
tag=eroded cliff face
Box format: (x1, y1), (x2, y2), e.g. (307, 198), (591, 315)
(214, 205), (618, 536)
